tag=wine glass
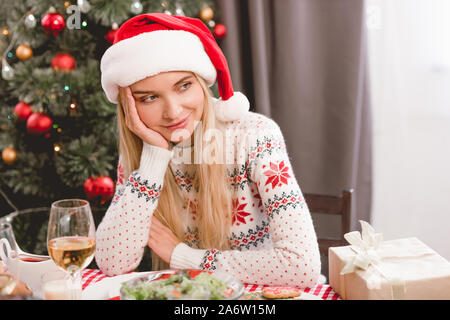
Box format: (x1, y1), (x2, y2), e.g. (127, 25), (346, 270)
(47, 199), (96, 299)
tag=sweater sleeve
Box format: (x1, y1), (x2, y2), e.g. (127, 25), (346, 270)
(95, 142), (173, 276)
(169, 119), (321, 288)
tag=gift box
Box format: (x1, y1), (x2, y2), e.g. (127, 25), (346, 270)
(329, 221), (450, 300)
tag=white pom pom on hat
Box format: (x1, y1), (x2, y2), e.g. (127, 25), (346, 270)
(100, 13), (249, 122)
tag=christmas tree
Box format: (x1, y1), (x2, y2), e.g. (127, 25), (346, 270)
(0, 0), (226, 215)
(0, 1), (226, 266)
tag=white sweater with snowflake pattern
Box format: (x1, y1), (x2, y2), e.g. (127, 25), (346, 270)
(95, 111), (321, 288)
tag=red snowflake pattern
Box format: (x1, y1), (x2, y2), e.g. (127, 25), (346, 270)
(232, 198), (251, 225)
(263, 161), (291, 189)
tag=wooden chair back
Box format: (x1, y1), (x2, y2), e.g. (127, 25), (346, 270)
(304, 189), (353, 279)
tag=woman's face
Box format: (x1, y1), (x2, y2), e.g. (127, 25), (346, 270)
(129, 71), (204, 144)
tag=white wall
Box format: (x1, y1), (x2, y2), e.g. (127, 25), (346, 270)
(367, 0), (450, 259)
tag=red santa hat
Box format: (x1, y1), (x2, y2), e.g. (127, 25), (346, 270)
(100, 13), (249, 122)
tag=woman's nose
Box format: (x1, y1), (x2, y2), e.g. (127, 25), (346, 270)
(163, 96), (184, 119)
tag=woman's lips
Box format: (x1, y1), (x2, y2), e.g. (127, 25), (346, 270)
(165, 114), (190, 131)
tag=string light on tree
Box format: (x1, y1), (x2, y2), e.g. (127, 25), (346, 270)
(53, 143), (61, 152)
(69, 102), (77, 116)
(52, 124), (61, 133)
(1, 27), (9, 36)
(156, 1), (170, 15)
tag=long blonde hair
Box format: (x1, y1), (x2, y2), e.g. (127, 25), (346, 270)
(116, 73), (232, 270)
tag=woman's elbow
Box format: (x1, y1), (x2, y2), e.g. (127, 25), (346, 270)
(280, 248), (322, 288)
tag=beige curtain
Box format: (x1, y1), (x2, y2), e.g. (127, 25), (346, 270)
(217, 0), (372, 232)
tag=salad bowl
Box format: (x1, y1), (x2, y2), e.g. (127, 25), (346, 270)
(119, 269), (244, 300)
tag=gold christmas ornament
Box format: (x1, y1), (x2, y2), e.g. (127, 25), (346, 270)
(199, 6), (214, 22)
(2, 147), (17, 164)
(16, 44), (33, 61)
(16, 43), (33, 61)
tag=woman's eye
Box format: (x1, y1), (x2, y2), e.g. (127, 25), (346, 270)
(141, 95), (157, 102)
(180, 82), (192, 90)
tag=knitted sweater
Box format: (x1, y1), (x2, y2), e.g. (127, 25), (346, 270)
(95, 111), (321, 288)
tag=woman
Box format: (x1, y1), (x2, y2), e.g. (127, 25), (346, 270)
(96, 13), (321, 288)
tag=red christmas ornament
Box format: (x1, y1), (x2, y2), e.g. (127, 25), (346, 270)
(51, 53), (76, 71)
(84, 176), (115, 202)
(14, 102), (33, 121)
(104, 29), (118, 44)
(83, 177), (96, 200)
(213, 23), (227, 39)
(41, 13), (66, 36)
(26, 112), (52, 135)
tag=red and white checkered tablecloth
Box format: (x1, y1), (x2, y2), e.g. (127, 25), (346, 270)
(81, 269), (340, 300)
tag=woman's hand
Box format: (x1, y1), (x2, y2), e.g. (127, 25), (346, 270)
(148, 216), (181, 265)
(123, 86), (170, 150)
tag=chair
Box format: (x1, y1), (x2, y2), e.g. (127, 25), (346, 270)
(304, 189), (353, 281)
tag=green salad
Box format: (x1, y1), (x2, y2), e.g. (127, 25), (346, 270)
(121, 270), (229, 300)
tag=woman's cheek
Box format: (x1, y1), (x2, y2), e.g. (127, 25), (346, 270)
(136, 104), (158, 128)
(187, 87), (204, 115)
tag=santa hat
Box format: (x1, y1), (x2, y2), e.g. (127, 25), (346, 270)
(100, 13), (249, 122)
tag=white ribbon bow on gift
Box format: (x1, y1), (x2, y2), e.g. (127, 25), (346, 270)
(340, 220), (383, 275)
(339, 220), (406, 299)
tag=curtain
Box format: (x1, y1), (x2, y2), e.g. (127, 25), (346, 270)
(217, 0), (372, 233)
(367, 0), (450, 260)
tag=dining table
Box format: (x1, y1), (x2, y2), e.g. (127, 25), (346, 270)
(80, 269), (341, 300)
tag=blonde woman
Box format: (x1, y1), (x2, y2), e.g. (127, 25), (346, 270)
(96, 13), (321, 288)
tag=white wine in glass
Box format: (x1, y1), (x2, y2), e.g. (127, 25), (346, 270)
(47, 199), (96, 299)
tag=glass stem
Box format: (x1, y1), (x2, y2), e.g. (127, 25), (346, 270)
(68, 269), (81, 300)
